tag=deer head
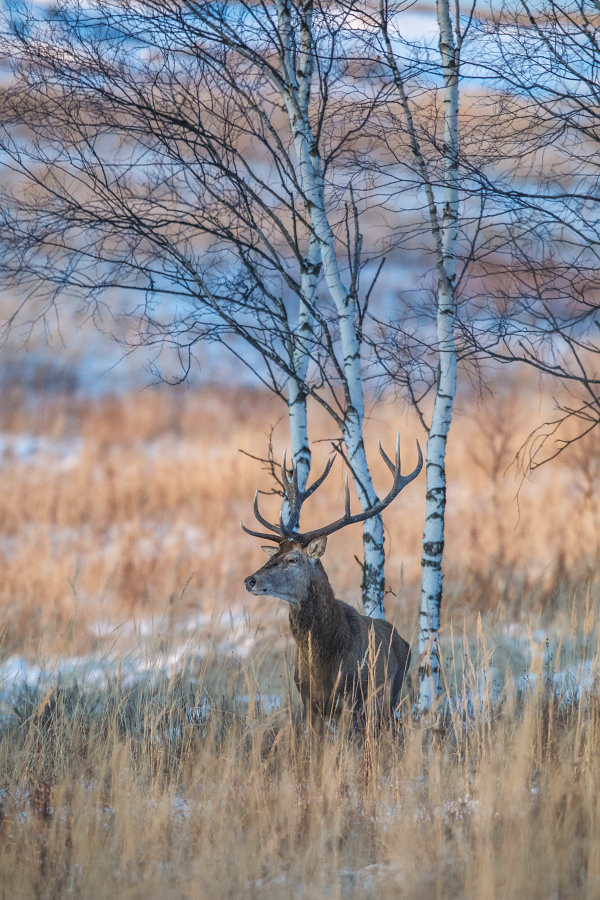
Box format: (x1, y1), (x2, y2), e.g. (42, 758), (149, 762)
(244, 538), (327, 605)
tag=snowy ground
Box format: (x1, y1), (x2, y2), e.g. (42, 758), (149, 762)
(1, 617), (597, 725)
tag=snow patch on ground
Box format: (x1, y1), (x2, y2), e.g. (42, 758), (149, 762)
(1, 620), (598, 733)
(0, 433), (84, 467)
(0, 608), (264, 718)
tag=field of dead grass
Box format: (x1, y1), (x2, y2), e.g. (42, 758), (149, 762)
(1, 376), (600, 897)
(1, 619), (600, 899)
(0, 375), (597, 657)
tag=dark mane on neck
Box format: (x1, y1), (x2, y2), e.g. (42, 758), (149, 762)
(288, 561), (349, 656)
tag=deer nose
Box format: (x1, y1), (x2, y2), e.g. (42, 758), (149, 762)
(245, 576), (257, 592)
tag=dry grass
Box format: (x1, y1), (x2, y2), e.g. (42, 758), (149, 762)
(1, 619), (600, 900)
(0, 374), (597, 656)
(1, 376), (600, 896)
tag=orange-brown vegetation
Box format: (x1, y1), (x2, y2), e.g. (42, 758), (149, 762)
(0, 375), (596, 656)
(1, 615), (599, 899)
(1, 376), (599, 898)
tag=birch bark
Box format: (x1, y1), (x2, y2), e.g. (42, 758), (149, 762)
(416, 0), (459, 712)
(276, 0), (387, 617)
(284, 240), (319, 528)
(376, 0), (460, 694)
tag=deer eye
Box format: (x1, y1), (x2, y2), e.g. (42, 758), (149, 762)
(287, 557), (299, 565)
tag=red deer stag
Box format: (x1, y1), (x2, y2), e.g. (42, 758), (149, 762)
(243, 436), (422, 727)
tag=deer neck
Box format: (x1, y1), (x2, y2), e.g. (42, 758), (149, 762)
(288, 562), (348, 660)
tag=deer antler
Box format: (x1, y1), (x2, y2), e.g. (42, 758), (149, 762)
(240, 454), (335, 543)
(241, 436), (423, 545)
(278, 450), (335, 537)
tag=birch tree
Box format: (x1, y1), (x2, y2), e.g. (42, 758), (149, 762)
(271, 0), (392, 617)
(464, 0), (600, 468)
(416, 0), (460, 711)
(368, 0), (600, 707)
(343, 0), (466, 708)
(0, 0), (413, 617)
(0, 0), (322, 523)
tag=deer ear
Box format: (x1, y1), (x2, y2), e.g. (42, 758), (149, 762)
(306, 536), (327, 559)
(261, 545), (279, 557)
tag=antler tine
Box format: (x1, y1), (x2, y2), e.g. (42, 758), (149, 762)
(279, 451), (303, 536)
(279, 455), (335, 537)
(396, 438), (423, 492)
(252, 490), (281, 535)
(378, 432), (401, 477)
(344, 473), (351, 518)
(302, 456), (335, 501)
(240, 520), (285, 542)
(281, 449), (294, 486)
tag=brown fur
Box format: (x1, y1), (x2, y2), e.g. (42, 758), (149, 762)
(244, 539), (411, 725)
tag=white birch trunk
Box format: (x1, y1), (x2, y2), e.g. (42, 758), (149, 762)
(276, 0), (386, 618)
(284, 241), (319, 529)
(416, 0), (459, 713)
(284, 315), (311, 530)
